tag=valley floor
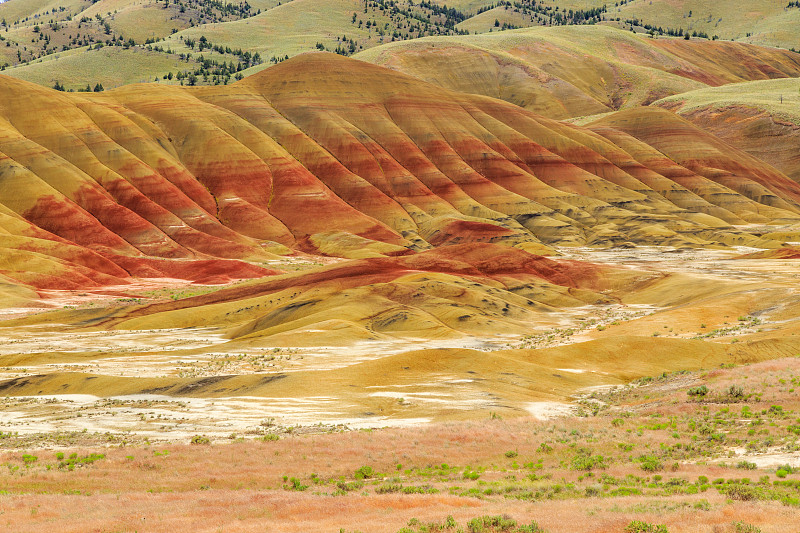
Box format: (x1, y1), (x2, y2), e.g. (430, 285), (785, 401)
(1, 356), (800, 532)
(2, 246), (800, 438)
(2, 246), (800, 531)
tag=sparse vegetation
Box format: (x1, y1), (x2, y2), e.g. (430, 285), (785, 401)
(2, 357), (800, 529)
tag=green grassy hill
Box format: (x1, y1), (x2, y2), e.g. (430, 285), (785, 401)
(2, 44), (198, 89)
(610, 0), (800, 50)
(0, 0), (798, 91)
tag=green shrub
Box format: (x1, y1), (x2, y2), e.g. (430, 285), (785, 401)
(190, 435), (210, 445)
(57, 453), (105, 471)
(336, 480), (364, 492)
(624, 521), (669, 533)
(463, 469), (481, 480)
(354, 465), (374, 480)
(401, 485), (439, 495)
(687, 385), (708, 397)
(638, 455), (663, 472)
(727, 386), (744, 400)
(571, 449), (609, 471)
(584, 485), (601, 497)
(693, 499), (710, 511)
(732, 522), (762, 533)
(283, 477), (307, 491)
(466, 515), (538, 533)
(720, 484), (760, 501)
(375, 483), (401, 494)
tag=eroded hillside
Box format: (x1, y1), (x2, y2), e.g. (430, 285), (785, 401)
(2, 51), (800, 295)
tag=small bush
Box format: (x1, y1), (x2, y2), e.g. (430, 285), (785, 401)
(355, 465), (374, 480)
(624, 521), (669, 533)
(732, 522), (762, 533)
(466, 515), (541, 533)
(721, 484), (760, 501)
(571, 451), (609, 471)
(693, 499), (710, 511)
(375, 483), (401, 494)
(463, 469), (481, 480)
(190, 435), (210, 445)
(584, 485), (601, 497)
(57, 453), (105, 471)
(727, 386), (745, 399)
(638, 455), (663, 472)
(283, 477), (307, 491)
(687, 385), (708, 397)
(401, 485), (439, 495)
(336, 480), (364, 492)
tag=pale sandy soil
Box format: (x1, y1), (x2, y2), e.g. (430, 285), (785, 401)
(1, 246), (799, 441)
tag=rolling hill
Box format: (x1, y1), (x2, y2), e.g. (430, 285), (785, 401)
(3, 5), (800, 531)
(1, 0), (798, 91)
(2, 51), (799, 295)
(654, 77), (800, 184)
(356, 25), (800, 119)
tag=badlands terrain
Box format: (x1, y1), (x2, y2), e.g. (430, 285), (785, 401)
(0, 1), (800, 531)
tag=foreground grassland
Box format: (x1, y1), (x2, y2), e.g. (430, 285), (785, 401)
(2, 357), (800, 532)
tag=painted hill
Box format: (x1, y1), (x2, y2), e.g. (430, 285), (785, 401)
(3, 242), (639, 342)
(738, 246), (800, 260)
(355, 26), (800, 119)
(1, 52), (799, 292)
(654, 77), (800, 184)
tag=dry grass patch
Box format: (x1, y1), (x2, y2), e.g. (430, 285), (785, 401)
(2, 358), (800, 530)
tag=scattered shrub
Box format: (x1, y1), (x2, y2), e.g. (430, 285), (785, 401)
(732, 522), (762, 533)
(190, 435), (210, 445)
(571, 450), (609, 471)
(720, 484), (760, 501)
(638, 455), (663, 472)
(355, 465), (374, 480)
(283, 477), (307, 491)
(624, 521), (669, 533)
(727, 386), (745, 399)
(687, 385), (708, 397)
